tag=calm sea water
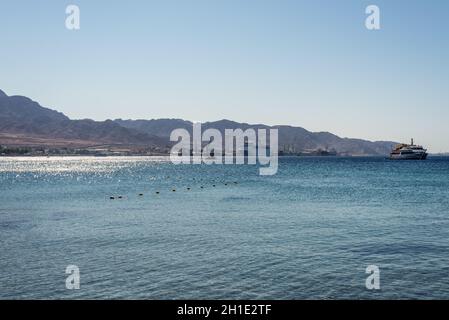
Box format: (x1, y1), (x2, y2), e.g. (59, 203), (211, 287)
(1, 156), (449, 299)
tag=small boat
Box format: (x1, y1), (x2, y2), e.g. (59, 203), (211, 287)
(390, 139), (428, 160)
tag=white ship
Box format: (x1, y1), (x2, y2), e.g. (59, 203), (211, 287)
(390, 139), (428, 160)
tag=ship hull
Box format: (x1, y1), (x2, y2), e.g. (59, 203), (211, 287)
(389, 153), (428, 160)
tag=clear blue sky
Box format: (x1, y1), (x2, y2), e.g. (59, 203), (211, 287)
(1, 0), (448, 151)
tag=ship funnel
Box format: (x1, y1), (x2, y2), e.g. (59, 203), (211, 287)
(411, 138), (414, 146)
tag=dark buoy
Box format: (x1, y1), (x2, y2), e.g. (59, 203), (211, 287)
(110, 196), (115, 200)
(139, 193), (143, 196)
(187, 187), (191, 190)
(156, 191), (160, 194)
(117, 196), (123, 199)
(224, 183), (228, 186)
(200, 186), (204, 189)
(172, 189), (176, 192)
(212, 184), (216, 187)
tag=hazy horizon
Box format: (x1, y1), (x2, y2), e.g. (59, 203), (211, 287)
(1, 0), (448, 152)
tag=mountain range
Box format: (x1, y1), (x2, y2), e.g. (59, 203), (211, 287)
(0, 89), (396, 155)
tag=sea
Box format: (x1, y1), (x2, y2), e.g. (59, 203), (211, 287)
(1, 156), (449, 299)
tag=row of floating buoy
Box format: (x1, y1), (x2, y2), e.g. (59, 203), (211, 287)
(109, 182), (238, 200)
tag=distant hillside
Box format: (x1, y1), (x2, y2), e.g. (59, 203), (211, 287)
(0, 89), (165, 148)
(114, 118), (193, 138)
(115, 118), (396, 155)
(0, 88), (396, 155)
